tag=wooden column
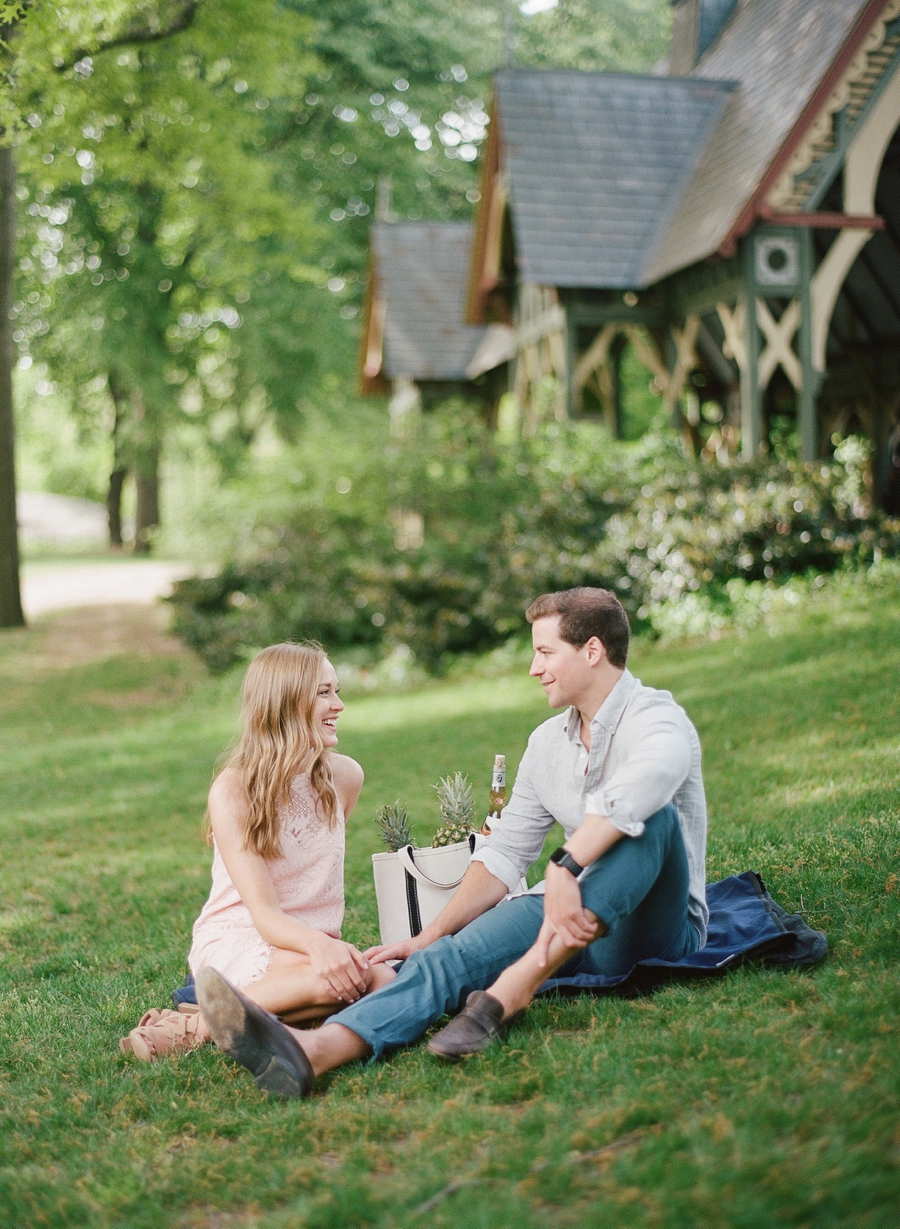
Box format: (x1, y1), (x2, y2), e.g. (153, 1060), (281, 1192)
(610, 333), (626, 438)
(740, 239), (762, 459)
(797, 228), (818, 463)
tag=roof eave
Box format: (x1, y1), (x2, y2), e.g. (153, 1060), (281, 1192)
(715, 0), (889, 257)
(465, 88), (503, 325)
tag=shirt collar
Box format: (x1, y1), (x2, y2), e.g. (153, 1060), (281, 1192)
(563, 669), (636, 741)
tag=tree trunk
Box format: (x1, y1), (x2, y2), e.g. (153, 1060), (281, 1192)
(0, 143), (23, 627)
(107, 374), (128, 549)
(134, 448), (160, 554)
(107, 467), (127, 548)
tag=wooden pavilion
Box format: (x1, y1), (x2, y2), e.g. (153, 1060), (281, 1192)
(467, 0), (900, 507)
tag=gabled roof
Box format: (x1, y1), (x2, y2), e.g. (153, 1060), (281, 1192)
(367, 222), (490, 381)
(495, 68), (735, 289)
(644, 0), (875, 283)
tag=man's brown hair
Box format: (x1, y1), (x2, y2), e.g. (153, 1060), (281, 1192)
(525, 587), (630, 667)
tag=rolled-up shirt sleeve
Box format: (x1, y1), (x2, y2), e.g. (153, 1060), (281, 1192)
(470, 737), (556, 891)
(584, 705), (692, 837)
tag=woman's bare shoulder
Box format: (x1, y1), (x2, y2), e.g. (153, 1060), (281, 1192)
(329, 753), (364, 791)
(208, 765), (247, 813)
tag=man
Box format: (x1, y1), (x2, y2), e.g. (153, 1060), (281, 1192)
(196, 587), (708, 1098)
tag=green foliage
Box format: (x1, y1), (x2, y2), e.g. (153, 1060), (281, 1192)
(597, 435), (900, 617)
(0, 579), (898, 1226)
(14, 0), (327, 486)
(374, 799), (413, 851)
(512, 0), (671, 73)
(8, 0), (675, 522)
(166, 406), (900, 672)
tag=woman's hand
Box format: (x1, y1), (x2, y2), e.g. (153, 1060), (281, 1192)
(305, 933), (371, 1002)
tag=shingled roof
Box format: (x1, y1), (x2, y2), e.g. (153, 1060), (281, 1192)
(371, 222), (489, 381)
(495, 68), (735, 289)
(644, 0), (874, 282)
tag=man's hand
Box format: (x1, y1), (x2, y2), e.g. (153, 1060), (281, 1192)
(365, 862), (509, 966)
(364, 935), (428, 965)
(533, 861), (602, 968)
(305, 933), (370, 1001)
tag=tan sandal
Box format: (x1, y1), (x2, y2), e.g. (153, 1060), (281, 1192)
(119, 1006), (208, 1061)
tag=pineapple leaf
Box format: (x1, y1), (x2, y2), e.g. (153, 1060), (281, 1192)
(431, 773), (475, 846)
(434, 772), (475, 828)
(375, 800), (414, 852)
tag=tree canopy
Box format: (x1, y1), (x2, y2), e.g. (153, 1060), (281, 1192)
(0, 0), (670, 613)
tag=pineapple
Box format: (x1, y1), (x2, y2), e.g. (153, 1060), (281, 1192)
(375, 800), (414, 851)
(432, 772), (476, 847)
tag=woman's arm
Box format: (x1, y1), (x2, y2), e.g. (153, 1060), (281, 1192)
(207, 768), (369, 1000)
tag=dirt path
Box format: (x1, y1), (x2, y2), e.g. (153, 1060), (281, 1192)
(21, 560), (193, 618)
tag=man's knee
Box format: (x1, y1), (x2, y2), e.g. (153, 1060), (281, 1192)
(643, 802), (680, 834)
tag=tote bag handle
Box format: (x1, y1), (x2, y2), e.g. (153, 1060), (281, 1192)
(396, 839), (475, 890)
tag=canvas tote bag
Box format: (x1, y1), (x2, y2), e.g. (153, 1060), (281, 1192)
(372, 834), (527, 945)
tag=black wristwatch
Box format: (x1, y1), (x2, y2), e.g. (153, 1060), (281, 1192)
(548, 846), (585, 877)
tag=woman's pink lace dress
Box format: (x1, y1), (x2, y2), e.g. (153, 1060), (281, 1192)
(188, 773), (345, 988)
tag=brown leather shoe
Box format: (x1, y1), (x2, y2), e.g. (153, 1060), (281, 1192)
(427, 991), (519, 1060)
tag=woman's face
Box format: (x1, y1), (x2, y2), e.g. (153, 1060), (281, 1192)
(314, 659), (343, 748)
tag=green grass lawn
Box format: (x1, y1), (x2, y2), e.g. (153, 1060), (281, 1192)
(0, 580), (898, 1229)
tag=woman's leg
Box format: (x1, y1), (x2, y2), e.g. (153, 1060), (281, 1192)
(240, 948), (397, 1025)
(175, 950), (396, 1052)
(124, 945), (397, 1062)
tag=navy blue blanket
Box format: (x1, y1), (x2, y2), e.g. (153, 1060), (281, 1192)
(539, 870), (827, 997)
(172, 871), (826, 1007)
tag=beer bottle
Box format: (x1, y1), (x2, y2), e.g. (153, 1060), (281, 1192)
(482, 754), (506, 835)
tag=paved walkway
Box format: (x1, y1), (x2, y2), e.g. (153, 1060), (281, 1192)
(21, 560), (193, 618)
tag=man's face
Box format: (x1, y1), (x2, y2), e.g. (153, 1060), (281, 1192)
(529, 615), (593, 709)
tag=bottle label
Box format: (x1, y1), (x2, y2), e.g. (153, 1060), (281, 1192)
(491, 768), (505, 790)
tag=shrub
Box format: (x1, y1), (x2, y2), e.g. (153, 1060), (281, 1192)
(597, 436), (896, 618)
(167, 409), (900, 672)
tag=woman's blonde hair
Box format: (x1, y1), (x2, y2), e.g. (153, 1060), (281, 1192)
(216, 642), (341, 859)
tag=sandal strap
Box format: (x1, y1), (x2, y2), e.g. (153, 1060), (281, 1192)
(123, 1008), (206, 1060)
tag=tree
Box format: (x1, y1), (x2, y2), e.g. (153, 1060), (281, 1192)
(15, 0), (507, 553)
(0, 0), (205, 621)
(6, 0), (672, 587)
(15, 0), (326, 550)
(512, 0), (670, 73)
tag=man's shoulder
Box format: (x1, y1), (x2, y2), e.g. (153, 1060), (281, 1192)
(526, 709), (570, 748)
(625, 674), (695, 729)
(627, 674), (678, 708)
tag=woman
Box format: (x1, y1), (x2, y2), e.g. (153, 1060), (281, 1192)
(120, 642), (395, 1060)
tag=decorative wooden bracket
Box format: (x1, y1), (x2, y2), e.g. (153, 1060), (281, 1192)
(664, 314), (701, 411)
(716, 301), (747, 371)
(756, 298), (802, 390)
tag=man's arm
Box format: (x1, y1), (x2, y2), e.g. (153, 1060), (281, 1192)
(535, 707), (694, 966)
(469, 734), (557, 891)
(367, 736), (556, 963)
(584, 703), (693, 836)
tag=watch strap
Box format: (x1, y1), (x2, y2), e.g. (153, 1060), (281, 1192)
(548, 846), (585, 877)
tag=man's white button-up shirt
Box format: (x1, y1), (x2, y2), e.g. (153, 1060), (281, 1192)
(470, 668), (709, 945)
